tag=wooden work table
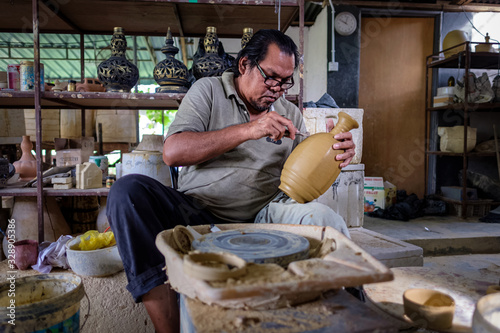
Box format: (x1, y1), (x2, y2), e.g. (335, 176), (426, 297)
(179, 290), (398, 332)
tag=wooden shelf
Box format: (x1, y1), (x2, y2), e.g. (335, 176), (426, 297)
(428, 50), (500, 69)
(427, 102), (500, 112)
(433, 195), (497, 206)
(0, 90), (300, 110)
(426, 151), (497, 157)
(0, 0), (299, 37)
(0, 186), (109, 197)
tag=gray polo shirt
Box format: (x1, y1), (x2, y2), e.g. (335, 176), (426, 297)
(165, 71), (306, 222)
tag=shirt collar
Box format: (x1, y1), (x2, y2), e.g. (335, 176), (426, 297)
(221, 70), (247, 108)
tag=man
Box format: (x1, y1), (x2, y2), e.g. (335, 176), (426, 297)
(107, 29), (355, 333)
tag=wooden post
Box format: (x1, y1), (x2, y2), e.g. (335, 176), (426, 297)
(33, 0), (44, 243)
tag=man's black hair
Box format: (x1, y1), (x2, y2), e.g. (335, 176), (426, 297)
(233, 29), (299, 78)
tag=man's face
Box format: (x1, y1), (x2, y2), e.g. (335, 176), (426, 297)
(238, 43), (295, 113)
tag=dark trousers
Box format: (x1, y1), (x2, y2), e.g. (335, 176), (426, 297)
(106, 174), (225, 302)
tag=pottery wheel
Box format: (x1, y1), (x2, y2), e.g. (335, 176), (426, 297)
(191, 229), (310, 267)
(363, 266), (499, 332)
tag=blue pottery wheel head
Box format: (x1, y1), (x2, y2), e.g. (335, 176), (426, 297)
(191, 229), (310, 267)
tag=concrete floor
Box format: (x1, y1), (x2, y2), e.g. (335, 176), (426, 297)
(363, 215), (500, 256)
(362, 214), (500, 332)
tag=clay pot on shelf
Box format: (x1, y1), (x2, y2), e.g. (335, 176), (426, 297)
(241, 27), (253, 49)
(153, 27), (189, 93)
(13, 135), (37, 181)
(97, 27), (139, 92)
(279, 112), (359, 203)
(192, 26), (233, 80)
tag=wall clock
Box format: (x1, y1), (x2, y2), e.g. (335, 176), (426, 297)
(334, 11), (357, 36)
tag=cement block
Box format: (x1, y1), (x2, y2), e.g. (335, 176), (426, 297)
(303, 108), (363, 164)
(316, 164), (365, 228)
(350, 228), (423, 268)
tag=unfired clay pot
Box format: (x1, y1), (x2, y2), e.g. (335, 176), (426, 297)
(279, 112), (359, 203)
(13, 239), (38, 270)
(403, 288), (455, 331)
(13, 135), (37, 181)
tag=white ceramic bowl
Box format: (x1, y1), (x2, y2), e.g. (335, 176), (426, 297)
(66, 235), (123, 277)
(473, 293), (500, 333)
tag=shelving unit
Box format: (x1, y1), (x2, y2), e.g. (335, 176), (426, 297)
(425, 41), (500, 218)
(0, 0), (306, 242)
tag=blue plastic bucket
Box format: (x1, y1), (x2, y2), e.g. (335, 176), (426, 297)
(0, 274), (85, 332)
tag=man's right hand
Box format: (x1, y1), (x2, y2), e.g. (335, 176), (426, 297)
(163, 111), (298, 167)
(247, 111), (298, 141)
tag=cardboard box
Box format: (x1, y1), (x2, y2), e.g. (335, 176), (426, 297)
(55, 137), (94, 167)
(364, 177), (385, 212)
(384, 181), (397, 209)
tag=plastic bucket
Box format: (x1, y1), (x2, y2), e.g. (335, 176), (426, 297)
(0, 274), (85, 333)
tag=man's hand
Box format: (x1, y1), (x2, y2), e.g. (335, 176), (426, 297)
(326, 118), (356, 168)
(248, 111), (298, 141)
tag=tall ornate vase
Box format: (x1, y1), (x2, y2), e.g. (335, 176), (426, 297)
(153, 27), (189, 93)
(279, 112), (359, 203)
(98, 27), (139, 92)
(241, 27), (253, 49)
(13, 135), (36, 181)
(192, 27), (231, 80)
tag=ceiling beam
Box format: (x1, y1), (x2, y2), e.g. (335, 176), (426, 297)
(40, 0), (82, 32)
(328, 0), (500, 13)
(172, 3), (188, 65)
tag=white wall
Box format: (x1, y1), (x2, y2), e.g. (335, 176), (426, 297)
(287, 7), (328, 103)
(216, 8), (329, 104)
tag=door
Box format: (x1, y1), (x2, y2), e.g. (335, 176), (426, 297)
(359, 16), (434, 198)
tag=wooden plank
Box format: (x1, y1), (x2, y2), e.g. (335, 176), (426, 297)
(0, 186), (110, 197)
(181, 290), (398, 333)
(0, 0), (299, 37)
(0, 91), (299, 109)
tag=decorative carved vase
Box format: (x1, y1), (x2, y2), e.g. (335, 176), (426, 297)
(97, 27), (139, 92)
(241, 27), (254, 49)
(13, 135), (37, 181)
(192, 27), (232, 80)
(279, 112), (359, 203)
(154, 27), (189, 93)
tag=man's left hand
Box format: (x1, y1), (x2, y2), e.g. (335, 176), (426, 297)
(326, 118), (356, 168)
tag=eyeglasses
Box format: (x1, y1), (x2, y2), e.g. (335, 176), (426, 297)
(256, 63), (294, 90)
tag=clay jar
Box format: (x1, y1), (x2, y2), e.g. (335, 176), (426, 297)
(403, 288), (455, 331)
(279, 112), (359, 203)
(13, 239), (38, 270)
(13, 135), (37, 181)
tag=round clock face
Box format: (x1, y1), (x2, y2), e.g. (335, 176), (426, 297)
(334, 11), (357, 36)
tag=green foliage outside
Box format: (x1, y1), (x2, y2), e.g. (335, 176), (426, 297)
(145, 109), (177, 132)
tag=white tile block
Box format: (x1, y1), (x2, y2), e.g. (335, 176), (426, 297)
(350, 228), (423, 268)
(303, 108), (363, 164)
(316, 164), (365, 228)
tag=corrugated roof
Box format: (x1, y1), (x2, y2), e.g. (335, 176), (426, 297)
(0, 32), (188, 85)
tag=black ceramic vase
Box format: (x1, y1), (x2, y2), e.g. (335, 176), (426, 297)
(153, 28), (189, 93)
(241, 27), (253, 49)
(98, 27), (139, 92)
(192, 27), (233, 80)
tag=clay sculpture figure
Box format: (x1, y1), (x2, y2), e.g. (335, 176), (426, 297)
(279, 112), (359, 203)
